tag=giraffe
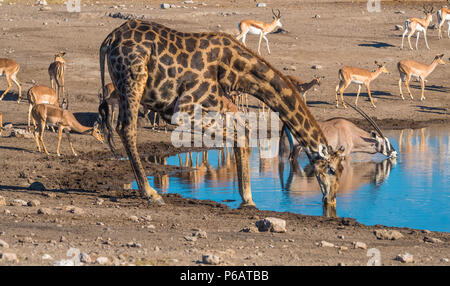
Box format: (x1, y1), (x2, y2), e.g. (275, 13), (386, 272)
(99, 19), (345, 207)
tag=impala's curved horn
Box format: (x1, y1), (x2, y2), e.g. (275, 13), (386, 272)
(277, 9), (281, 18)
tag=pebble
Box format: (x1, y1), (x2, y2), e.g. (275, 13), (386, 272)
(66, 206), (84, 215)
(42, 254), (53, 260)
(312, 65), (322, 70)
(313, 14), (321, 19)
(184, 0), (194, 3)
(0, 252), (18, 263)
(256, 3), (266, 8)
(0, 239), (9, 248)
(27, 200), (40, 207)
(255, 217), (287, 233)
(394, 25), (403, 31)
(29, 181), (45, 191)
(161, 3), (171, 9)
(80, 253), (91, 264)
(95, 256), (110, 265)
(319, 241), (335, 248)
(202, 254), (221, 265)
(423, 237), (443, 243)
(440, 258), (449, 263)
(37, 208), (55, 215)
(94, 198), (104, 205)
(129, 215), (139, 222)
(184, 235), (197, 242)
(396, 252), (414, 263)
(283, 65), (296, 71)
(353, 241), (367, 250)
(11, 199), (27, 206)
(240, 226), (259, 233)
(374, 229), (404, 240)
(0, 196), (6, 206)
(192, 230), (207, 239)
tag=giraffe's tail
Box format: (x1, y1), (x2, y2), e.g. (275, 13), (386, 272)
(99, 33), (116, 154)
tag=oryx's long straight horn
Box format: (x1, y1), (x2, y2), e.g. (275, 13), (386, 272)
(346, 102), (385, 138)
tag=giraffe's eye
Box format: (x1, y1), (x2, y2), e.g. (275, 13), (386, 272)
(328, 167), (336, 175)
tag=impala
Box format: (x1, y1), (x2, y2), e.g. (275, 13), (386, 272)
(401, 5), (434, 50)
(0, 58), (22, 102)
(98, 83), (119, 126)
(397, 54), (445, 101)
(26, 85), (60, 132)
(286, 74), (323, 104)
(437, 1), (450, 39)
(48, 52), (66, 103)
(236, 9), (282, 55)
(32, 104), (103, 156)
(280, 103), (397, 160)
(335, 61), (389, 108)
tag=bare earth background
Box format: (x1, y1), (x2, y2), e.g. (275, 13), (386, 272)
(0, 0), (448, 266)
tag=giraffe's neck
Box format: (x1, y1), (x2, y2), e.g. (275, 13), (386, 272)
(225, 53), (328, 157)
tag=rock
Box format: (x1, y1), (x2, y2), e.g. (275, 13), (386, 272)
(422, 229), (431, 234)
(396, 252), (414, 263)
(256, 3), (266, 8)
(339, 246), (348, 251)
(94, 198), (104, 205)
(80, 253), (91, 263)
(10, 128), (33, 139)
(440, 258), (449, 263)
(39, 6), (51, 11)
(59, 236), (67, 243)
(239, 226), (259, 233)
(255, 217), (286, 233)
(193, 230), (207, 239)
(95, 256), (109, 265)
(312, 65), (322, 70)
(202, 254), (221, 265)
(29, 181), (45, 191)
(3, 123), (12, 129)
(283, 65), (296, 71)
(184, 235), (197, 242)
(125, 241), (142, 248)
(395, 10), (405, 14)
(353, 241), (367, 250)
(37, 207), (54, 215)
(184, 0), (194, 3)
(0, 239), (9, 248)
(53, 259), (75, 266)
(129, 215), (139, 222)
(374, 229), (404, 240)
(11, 199), (27, 206)
(424, 237), (443, 243)
(160, 3), (171, 9)
(319, 241), (335, 248)
(66, 206), (84, 215)
(0, 252), (18, 263)
(27, 200), (40, 207)
(395, 25), (403, 31)
(0, 196), (6, 206)
(42, 254), (53, 260)
(313, 14), (320, 19)
(337, 235), (344, 239)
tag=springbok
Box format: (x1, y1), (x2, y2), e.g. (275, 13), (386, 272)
(397, 54), (445, 101)
(335, 61), (389, 108)
(280, 103), (397, 160)
(32, 104), (103, 156)
(286, 75), (323, 104)
(401, 5), (434, 50)
(437, 2), (450, 39)
(48, 52), (66, 103)
(236, 9), (282, 55)
(0, 58), (22, 102)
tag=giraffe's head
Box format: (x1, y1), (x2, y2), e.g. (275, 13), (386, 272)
(271, 9), (282, 28)
(312, 144), (345, 205)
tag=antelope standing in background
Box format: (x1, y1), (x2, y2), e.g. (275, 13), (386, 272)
(401, 5), (434, 50)
(0, 58), (22, 102)
(236, 9), (282, 55)
(335, 61), (389, 108)
(48, 52), (66, 103)
(437, 1), (450, 39)
(32, 104), (103, 156)
(397, 54), (446, 101)
(287, 75), (323, 104)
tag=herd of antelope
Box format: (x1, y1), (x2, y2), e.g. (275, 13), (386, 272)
(0, 3), (448, 161)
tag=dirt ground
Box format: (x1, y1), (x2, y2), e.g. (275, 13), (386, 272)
(0, 0), (449, 266)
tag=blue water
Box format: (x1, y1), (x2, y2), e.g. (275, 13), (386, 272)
(133, 126), (450, 232)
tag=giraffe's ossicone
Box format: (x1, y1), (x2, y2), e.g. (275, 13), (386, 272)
(99, 19), (344, 207)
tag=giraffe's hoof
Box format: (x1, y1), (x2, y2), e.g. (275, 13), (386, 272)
(147, 197), (165, 207)
(238, 202), (257, 210)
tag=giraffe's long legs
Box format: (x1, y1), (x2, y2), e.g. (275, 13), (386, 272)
(115, 74), (164, 205)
